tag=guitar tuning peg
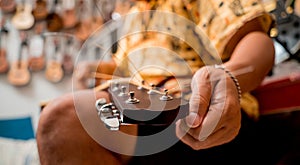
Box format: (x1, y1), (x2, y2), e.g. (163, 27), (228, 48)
(126, 91), (140, 104)
(147, 83), (156, 95)
(112, 81), (120, 91)
(137, 80), (145, 90)
(118, 85), (127, 96)
(160, 89), (173, 101)
(95, 98), (107, 110)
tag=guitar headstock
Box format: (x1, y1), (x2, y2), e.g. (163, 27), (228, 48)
(95, 79), (189, 130)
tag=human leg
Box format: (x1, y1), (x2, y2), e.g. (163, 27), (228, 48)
(36, 90), (138, 165)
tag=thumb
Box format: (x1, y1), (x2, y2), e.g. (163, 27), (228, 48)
(185, 112), (202, 128)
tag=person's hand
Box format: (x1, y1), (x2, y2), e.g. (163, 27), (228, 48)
(175, 65), (241, 150)
(73, 61), (98, 90)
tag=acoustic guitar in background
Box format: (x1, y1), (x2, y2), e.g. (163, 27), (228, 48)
(62, 37), (75, 75)
(11, 0), (35, 30)
(0, 25), (9, 73)
(45, 44), (64, 83)
(46, 0), (63, 32)
(0, 0), (16, 13)
(28, 22), (46, 72)
(61, 0), (78, 29)
(75, 0), (93, 41)
(32, 0), (48, 21)
(7, 32), (31, 86)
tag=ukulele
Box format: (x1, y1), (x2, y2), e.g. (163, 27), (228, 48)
(0, 26), (9, 73)
(7, 33), (31, 86)
(0, 0), (16, 13)
(46, 0), (63, 32)
(75, 0), (93, 41)
(28, 22), (46, 71)
(32, 0), (48, 21)
(11, 0), (35, 30)
(95, 78), (189, 130)
(45, 44), (64, 83)
(62, 38), (74, 74)
(61, 0), (78, 29)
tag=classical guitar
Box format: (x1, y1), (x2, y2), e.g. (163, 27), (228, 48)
(7, 36), (31, 86)
(62, 38), (74, 74)
(46, 0), (63, 32)
(95, 78), (189, 130)
(28, 22), (46, 72)
(45, 44), (64, 83)
(11, 0), (35, 30)
(61, 0), (78, 29)
(32, 0), (48, 21)
(75, 0), (93, 41)
(0, 26), (9, 73)
(0, 0), (16, 13)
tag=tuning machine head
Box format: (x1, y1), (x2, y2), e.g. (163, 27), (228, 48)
(95, 98), (122, 131)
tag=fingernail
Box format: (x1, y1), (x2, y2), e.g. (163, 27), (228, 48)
(186, 112), (201, 128)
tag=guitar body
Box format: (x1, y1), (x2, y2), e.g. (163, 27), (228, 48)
(0, 0), (16, 13)
(46, 13), (63, 32)
(0, 49), (9, 73)
(7, 61), (31, 86)
(45, 60), (64, 83)
(11, 3), (35, 30)
(32, 0), (48, 21)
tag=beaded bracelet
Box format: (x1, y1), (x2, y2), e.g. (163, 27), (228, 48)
(214, 64), (242, 102)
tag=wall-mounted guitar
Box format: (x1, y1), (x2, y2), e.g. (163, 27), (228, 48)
(28, 22), (46, 72)
(0, 0), (16, 13)
(0, 26), (9, 73)
(7, 32), (31, 86)
(32, 0), (48, 21)
(11, 0), (35, 30)
(46, 0), (63, 32)
(95, 78), (189, 130)
(270, 0), (300, 61)
(45, 44), (64, 83)
(75, 0), (93, 41)
(61, 0), (78, 29)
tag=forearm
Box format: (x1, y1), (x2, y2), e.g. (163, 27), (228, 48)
(224, 31), (275, 93)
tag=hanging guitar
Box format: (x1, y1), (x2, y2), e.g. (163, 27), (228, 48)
(11, 0), (35, 30)
(45, 44), (64, 83)
(7, 32), (31, 86)
(61, 0), (78, 29)
(270, 0), (300, 61)
(0, 24), (9, 73)
(32, 0), (48, 21)
(0, 0), (16, 13)
(46, 0), (63, 32)
(95, 78), (189, 130)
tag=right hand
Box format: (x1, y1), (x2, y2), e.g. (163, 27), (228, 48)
(73, 61), (98, 90)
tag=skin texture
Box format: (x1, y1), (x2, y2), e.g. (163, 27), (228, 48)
(36, 31), (274, 164)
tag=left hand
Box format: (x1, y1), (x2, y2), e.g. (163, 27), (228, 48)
(175, 65), (242, 150)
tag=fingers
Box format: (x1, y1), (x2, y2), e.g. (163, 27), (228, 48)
(188, 68), (213, 124)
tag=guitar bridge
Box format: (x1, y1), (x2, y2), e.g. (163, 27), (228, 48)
(95, 98), (122, 131)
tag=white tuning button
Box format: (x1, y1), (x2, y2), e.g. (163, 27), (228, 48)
(118, 85), (127, 96)
(95, 98), (107, 111)
(126, 91), (140, 104)
(137, 80), (145, 90)
(160, 89), (173, 101)
(112, 81), (120, 91)
(147, 83), (156, 95)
